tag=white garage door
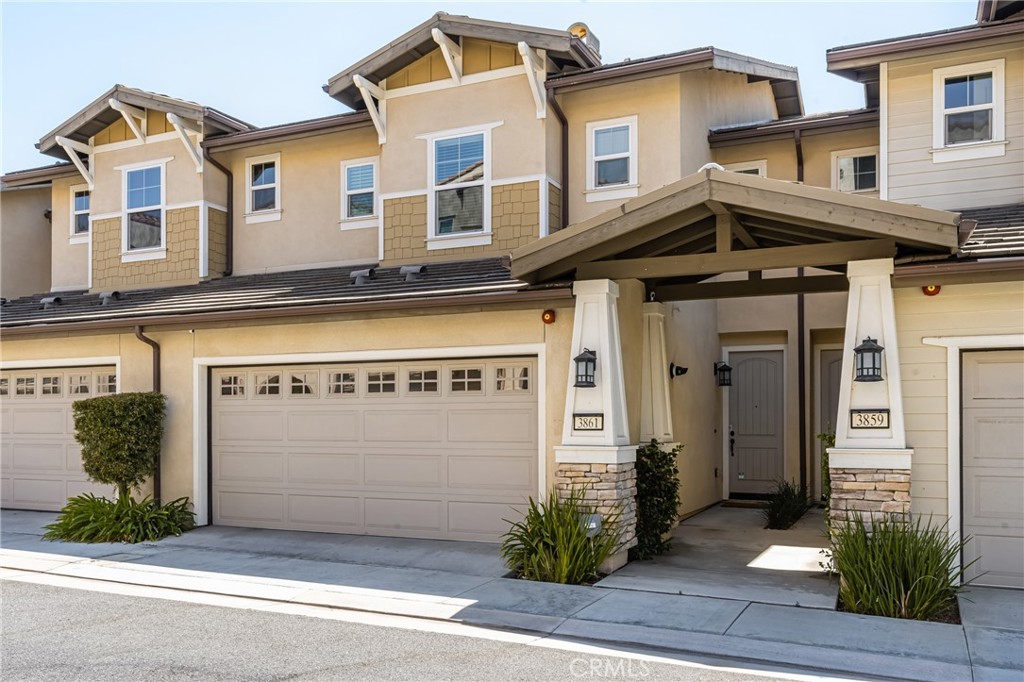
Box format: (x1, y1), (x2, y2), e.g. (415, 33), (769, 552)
(1, 367), (118, 511)
(962, 350), (1024, 588)
(211, 358), (538, 541)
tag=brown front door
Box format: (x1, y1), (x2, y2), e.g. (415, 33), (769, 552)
(729, 350), (785, 496)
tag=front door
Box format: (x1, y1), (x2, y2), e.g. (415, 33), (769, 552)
(729, 350), (784, 496)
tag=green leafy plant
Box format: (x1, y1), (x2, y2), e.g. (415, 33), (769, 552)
(761, 479), (811, 529)
(73, 392), (167, 502)
(630, 439), (681, 560)
(501, 486), (621, 585)
(827, 513), (975, 621)
(816, 430), (836, 508)
(43, 494), (195, 543)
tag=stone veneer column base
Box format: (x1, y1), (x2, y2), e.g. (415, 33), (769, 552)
(829, 468), (911, 525)
(554, 462), (637, 573)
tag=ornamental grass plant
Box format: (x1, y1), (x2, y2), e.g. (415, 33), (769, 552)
(44, 494), (195, 543)
(761, 479), (811, 529)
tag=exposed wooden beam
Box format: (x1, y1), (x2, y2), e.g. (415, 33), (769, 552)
(353, 74), (386, 144)
(166, 113), (203, 173)
(715, 212), (732, 253)
(431, 28), (462, 84)
(576, 238), (896, 280)
(618, 223), (713, 259)
(54, 135), (93, 189)
(653, 274), (848, 301)
(109, 99), (146, 142)
(518, 42), (547, 119)
(707, 199), (757, 249)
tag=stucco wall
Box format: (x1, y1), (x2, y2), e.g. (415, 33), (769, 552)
(91, 207), (200, 290)
(49, 176), (90, 291)
(90, 137), (203, 216)
(0, 186), (52, 299)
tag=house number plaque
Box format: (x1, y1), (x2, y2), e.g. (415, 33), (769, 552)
(850, 409), (890, 429)
(573, 413), (604, 431)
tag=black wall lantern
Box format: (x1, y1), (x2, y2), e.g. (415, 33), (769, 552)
(714, 361), (732, 387)
(854, 337), (884, 382)
(574, 348), (598, 388)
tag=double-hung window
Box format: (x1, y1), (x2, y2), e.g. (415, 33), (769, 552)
(70, 185), (90, 241)
(434, 132), (485, 236)
(245, 153), (281, 222)
(125, 165), (163, 252)
(932, 60), (1005, 162)
(586, 115), (638, 202)
(832, 147), (879, 193)
(340, 158), (378, 228)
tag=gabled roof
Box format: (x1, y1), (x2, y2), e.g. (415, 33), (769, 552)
(977, 0), (1024, 22)
(959, 203), (1024, 257)
(324, 12), (601, 109)
(38, 85), (253, 160)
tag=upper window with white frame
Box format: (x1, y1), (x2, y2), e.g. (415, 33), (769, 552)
(586, 115), (638, 202)
(433, 132), (486, 236)
(341, 158), (378, 227)
(932, 60), (1005, 162)
(125, 165), (163, 252)
(723, 160), (767, 177)
(245, 153), (281, 223)
(70, 185), (90, 239)
(832, 147), (879, 193)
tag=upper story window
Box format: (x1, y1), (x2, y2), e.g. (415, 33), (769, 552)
(340, 157), (378, 229)
(124, 165), (164, 254)
(832, 147), (878, 193)
(586, 115), (638, 202)
(245, 153), (281, 223)
(932, 60), (1005, 163)
(723, 160), (767, 177)
(71, 185), (90, 241)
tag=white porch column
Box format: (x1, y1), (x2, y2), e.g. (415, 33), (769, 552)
(640, 302), (674, 444)
(828, 258), (912, 522)
(553, 279), (637, 568)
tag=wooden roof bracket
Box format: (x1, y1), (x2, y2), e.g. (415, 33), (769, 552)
(354, 74), (387, 144)
(109, 98), (146, 143)
(166, 113), (204, 173)
(518, 42), (547, 119)
(431, 28), (462, 84)
(54, 135), (93, 189)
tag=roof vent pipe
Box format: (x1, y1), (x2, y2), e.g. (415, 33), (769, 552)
(40, 296), (62, 310)
(698, 162), (725, 173)
(400, 265), (427, 282)
(98, 291), (122, 305)
(350, 268), (376, 285)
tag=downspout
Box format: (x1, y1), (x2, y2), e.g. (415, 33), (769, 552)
(548, 94), (569, 231)
(794, 129), (808, 497)
(202, 148), (234, 276)
(134, 325), (162, 504)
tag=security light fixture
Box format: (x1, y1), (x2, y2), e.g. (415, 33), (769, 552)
(669, 362), (688, 378)
(854, 337), (884, 382)
(573, 348), (597, 388)
(714, 361), (732, 387)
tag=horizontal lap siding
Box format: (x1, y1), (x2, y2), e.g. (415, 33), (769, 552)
(887, 38), (1024, 210)
(895, 281), (1024, 518)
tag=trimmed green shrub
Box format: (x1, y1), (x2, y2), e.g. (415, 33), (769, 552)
(43, 494), (195, 543)
(630, 439), (681, 560)
(816, 431), (836, 507)
(761, 479), (811, 529)
(73, 392), (166, 502)
(828, 513), (974, 621)
(501, 486), (621, 585)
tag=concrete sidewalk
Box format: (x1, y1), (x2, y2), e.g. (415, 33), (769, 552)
(2, 519), (1022, 681)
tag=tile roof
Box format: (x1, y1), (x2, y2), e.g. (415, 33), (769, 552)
(959, 203), (1024, 257)
(0, 258), (558, 329)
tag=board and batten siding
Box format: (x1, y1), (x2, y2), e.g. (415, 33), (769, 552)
(886, 37), (1024, 210)
(894, 281), (1024, 519)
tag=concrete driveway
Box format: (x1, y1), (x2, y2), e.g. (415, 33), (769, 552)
(595, 504), (839, 609)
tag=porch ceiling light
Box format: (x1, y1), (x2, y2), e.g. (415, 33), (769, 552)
(854, 337), (884, 382)
(714, 361), (732, 387)
(573, 348), (597, 388)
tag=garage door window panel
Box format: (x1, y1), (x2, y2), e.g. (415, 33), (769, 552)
(326, 371), (357, 396)
(96, 374), (117, 395)
(450, 367), (484, 394)
(408, 369), (439, 395)
(289, 371), (318, 398)
(255, 373), (282, 398)
(16, 377), (35, 396)
(496, 366), (530, 393)
(366, 371), (397, 395)
(69, 375), (90, 396)
(219, 375), (246, 398)
(0, 378), (9, 396)
(41, 376), (62, 397)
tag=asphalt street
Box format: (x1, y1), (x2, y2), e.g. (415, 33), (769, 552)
(0, 580), (831, 682)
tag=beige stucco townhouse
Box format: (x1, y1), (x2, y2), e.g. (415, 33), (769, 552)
(2, 4), (1021, 585)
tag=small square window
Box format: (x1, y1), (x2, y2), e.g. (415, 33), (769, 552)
(0, 378), (9, 396)
(367, 371), (396, 394)
(327, 371), (357, 396)
(41, 376), (62, 396)
(496, 366), (530, 392)
(931, 60), (1005, 160)
(255, 373), (281, 396)
(408, 369), (439, 394)
(72, 189), (90, 235)
(832, 148), (879, 193)
(343, 161), (377, 219)
(586, 116), (638, 197)
(451, 368), (483, 393)
(16, 377), (36, 396)
(289, 371), (318, 397)
(96, 374), (117, 395)
(220, 375), (246, 397)
(69, 375), (91, 395)
(246, 154), (281, 221)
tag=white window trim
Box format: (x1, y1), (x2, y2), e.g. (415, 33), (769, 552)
(424, 126), (493, 250)
(339, 156), (379, 231)
(69, 183), (90, 244)
(931, 59), (1005, 164)
(120, 160), (168, 261)
(585, 115), (639, 202)
(723, 160), (767, 177)
(830, 146), (880, 193)
(245, 152), (282, 224)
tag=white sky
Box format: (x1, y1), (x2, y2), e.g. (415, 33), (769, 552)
(1, 1), (976, 174)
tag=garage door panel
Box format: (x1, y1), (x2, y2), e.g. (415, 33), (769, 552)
(363, 410), (442, 442)
(12, 407), (67, 435)
(449, 500), (525, 537)
(218, 451), (284, 483)
(365, 497), (444, 533)
(964, 470), (1024, 528)
(288, 411), (360, 442)
(448, 455), (533, 491)
(965, 535), (1024, 588)
(1, 443), (11, 471)
(448, 408), (535, 443)
(964, 360), (1024, 406)
(11, 478), (65, 507)
(288, 453), (360, 485)
(1, 407), (11, 435)
(1, 478), (11, 502)
(365, 454), (442, 487)
(67, 479), (115, 500)
(217, 411), (285, 442)
(288, 494), (361, 527)
(13, 443), (65, 471)
(219, 491), (285, 523)
(964, 411), (1024, 465)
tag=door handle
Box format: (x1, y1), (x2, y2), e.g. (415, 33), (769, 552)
(729, 425), (735, 457)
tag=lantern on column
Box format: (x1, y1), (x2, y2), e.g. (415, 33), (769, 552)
(573, 348), (597, 388)
(854, 337), (884, 382)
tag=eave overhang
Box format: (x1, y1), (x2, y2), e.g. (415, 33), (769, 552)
(202, 111), (373, 151)
(709, 108), (878, 147)
(1, 162), (78, 188)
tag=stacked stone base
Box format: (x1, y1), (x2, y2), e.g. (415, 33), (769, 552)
(553, 462), (637, 551)
(829, 467), (911, 525)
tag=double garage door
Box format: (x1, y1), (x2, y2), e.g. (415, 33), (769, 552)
(1, 367), (118, 510)
(212, 358), (538, 542)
